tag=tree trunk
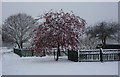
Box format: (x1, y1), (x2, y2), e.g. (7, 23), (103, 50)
(102, 39), (104, 46)
(56, 43), (60, 61)
(16, 41), (20, 49)
(103, 37), (106, 47)
(102, 37), (106, 47)
(18, 44), (21, 49)
(20, 41), (23, 49)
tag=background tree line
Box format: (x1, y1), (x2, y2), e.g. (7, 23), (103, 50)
(84, 22), (120, 49)
(2, 12), (120, 50)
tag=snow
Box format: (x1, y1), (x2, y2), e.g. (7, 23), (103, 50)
(1, 47), (13, 53)
(0, 47), (2, 77)
(2, 48), (118, 75)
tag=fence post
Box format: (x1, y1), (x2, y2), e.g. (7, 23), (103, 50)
(118, 53), (120, 61)
(32, 50), (34, 56)
(78, 50), (79, 62)
(20, 49), (22, 57)
(68, 49), (70, 60)
(100, 48), (103, 62)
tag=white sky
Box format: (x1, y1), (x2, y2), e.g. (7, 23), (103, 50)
(2, 2), (118, 26)
(1, 0), (119, 2)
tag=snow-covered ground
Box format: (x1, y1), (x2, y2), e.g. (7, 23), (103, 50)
(0, 47), (2, 76)
(1, 48), (119, 75)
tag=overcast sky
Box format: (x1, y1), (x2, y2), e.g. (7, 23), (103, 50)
(2, 2), (118, 26)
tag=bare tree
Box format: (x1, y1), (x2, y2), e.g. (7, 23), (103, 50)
(82, 35), (99, 49)
(114, 23), (120, 43)
(86, 22), (117, 46)
(2, 13), (35, 48)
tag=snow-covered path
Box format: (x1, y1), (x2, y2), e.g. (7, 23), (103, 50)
(2, 49), (118, 75)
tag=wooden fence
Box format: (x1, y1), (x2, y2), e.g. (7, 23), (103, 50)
(14, 48), (46, 57)
(14, 48), (33, 57)
(14, 48), (67, 57)
(68, 50), (78, 62)
(14, 48), (22, 57)
(14, 48), (120, 62)
(68, 49), (120, 62)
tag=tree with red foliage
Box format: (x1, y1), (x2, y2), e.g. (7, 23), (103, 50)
(30, 9), (86, 61)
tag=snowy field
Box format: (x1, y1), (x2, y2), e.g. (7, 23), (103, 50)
(0, 47), (2, 76)
(1, 48), (118, 75)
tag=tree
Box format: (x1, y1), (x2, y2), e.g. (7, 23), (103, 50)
(2, 13), (35, 48)
(114, 23), (120, 43)
(2, 31), (14, 43)
(86, 22), (117, 46)
(82, 35), (99, 49)
(30, 9), (86, 61)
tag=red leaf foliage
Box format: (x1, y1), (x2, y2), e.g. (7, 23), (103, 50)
(30, 9), (86, 56)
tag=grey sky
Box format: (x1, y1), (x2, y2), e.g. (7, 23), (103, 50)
(2, 2), (118, 26)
